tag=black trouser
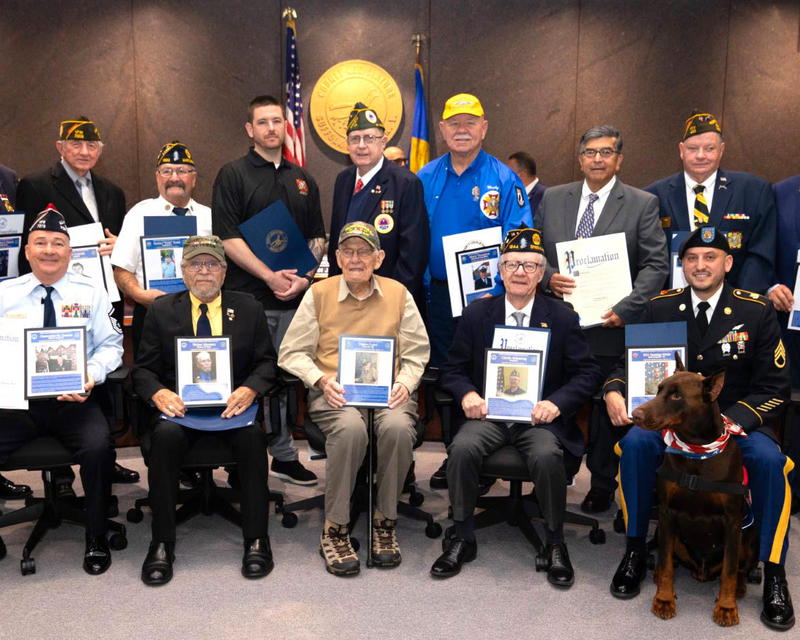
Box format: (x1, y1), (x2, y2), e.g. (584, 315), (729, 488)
(585, 354), (627, 492)
(0, 399), (114, 536)
(147, 421), (270, 542)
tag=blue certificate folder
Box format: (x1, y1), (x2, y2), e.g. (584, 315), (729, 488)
(625, 321), (687, 348)
(143, 216), (198, 237)
(238, 201), (317, 275)
(161, 403), (258, 432)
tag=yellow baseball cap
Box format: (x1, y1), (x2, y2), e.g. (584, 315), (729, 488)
(442, 93), (484, 120)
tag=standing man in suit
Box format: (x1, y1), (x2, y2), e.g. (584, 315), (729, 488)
(431, 228), (602, 585)
(645, 111), (776, 294)
(133, 235), (275, 585)
(536, 124), (668, 513)
(508, 151), (547, 218)
(328, 102), (429, 311)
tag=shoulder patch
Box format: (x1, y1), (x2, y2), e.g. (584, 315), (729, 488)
(109, 310), (122, 334)
(515, 186), (525, 208)
(651, 288), (683, 300)
(732, 289), (767, 306)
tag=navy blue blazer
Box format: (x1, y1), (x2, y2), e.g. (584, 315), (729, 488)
(328, 160), (429, 303)
(773, 175), (800, 289)
(645, 169), (776, 293)
(529, 181), (547, 218)
(0, 164), (17, 207)
(439, 293), (603, 457)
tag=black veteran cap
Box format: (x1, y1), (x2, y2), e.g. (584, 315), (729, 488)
(183, 235), (225, 262)
(59, 118), (101, 142)
(338, 221), (380, 251)
(346, 102), (384, 134)
(679, 226), (731, 258)
(501, 227), (545, 255)
(29, 204), (69, 237)
(682, 110), (722, 141)
(156, 141), (195, 166)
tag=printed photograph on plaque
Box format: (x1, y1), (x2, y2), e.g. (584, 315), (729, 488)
(141, 235), (189, 293)
(175, 336), (232, 407)
(455, 245), (501, 307)
(68, 244), (107, 288)
(483, 348), (542, 423)
(625, 346), (687, 415)
(338, 335), (395, 407)
(24, 327), (88, 399)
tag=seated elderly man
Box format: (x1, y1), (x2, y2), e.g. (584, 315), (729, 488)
(0, 207), (123, 574)
(279, 221), (429, 576)
(132, 235), (276, 585)
(431, 228), (602, 587)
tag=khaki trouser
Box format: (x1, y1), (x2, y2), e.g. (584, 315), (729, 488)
(308, 389), (417, 525)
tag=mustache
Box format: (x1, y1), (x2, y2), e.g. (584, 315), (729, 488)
(165, 181), (186, 189)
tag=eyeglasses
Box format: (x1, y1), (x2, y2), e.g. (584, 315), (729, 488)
(580, 148), (618, 159)
(185, 260), (223, 272)
(501, 260), (543, 273)
(157, 167), (196, 177)
(347, 134), (383, 146)
(338, 247), (375, 259)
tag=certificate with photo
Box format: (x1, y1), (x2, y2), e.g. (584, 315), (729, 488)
(787, 248), (800, 331)
(456, 245), (501, 308)
(0, 317), (28, 409)
(338, 335), (395, 408)
(141, 235), (189, 293)
(484, 348), (543, 423)
(68, 222), (120, 302)
(442, 226), (503, 317)
(626, 346), (686, 415)
(25, 327), (88, 399)
(175, 337), (233, 407)
(0, 235), (21, 281)
(492, 325), (551, 376)
(69, 244), (107, 288)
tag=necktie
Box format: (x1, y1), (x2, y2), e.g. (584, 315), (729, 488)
(172, 207), (189, 216)
(696, 301), (710, 336)
(354, 178), (364, 194)
(692, 184), (709, 229)
(42, 286), (56, 327)
(196, 303), (212, 337)
(576, 193), (599, 239)
(511, 311), (526, 327)
(76, 177), (99, 222)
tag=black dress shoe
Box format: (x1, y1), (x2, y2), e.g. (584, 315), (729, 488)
(580, 487), (614, 513)
(112, 463), (139, 484)
(610, 548), (647, 599)
(761, 574), (795, 631)
(141, 541), (175, 586)
(0, 474), (32, 500)
(544, 543), (574, 588)
(242, 537), (274, 579)
(83, 534), (111, 575)
(430, 528), (477, 578)
(430, 457), (448, 490)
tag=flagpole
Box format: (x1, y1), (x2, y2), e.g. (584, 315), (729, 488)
(410, 34), (430, 173)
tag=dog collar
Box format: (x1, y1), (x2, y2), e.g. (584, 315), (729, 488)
(662, 416), (746, 460)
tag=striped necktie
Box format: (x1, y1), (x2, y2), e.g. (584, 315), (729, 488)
(576, 193), (599, 239)
(692, 184), (709, 229)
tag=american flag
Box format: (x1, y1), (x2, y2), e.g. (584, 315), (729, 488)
(283, 18), (305, 167)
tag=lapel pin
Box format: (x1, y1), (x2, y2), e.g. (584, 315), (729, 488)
(226, 308), (235, 321)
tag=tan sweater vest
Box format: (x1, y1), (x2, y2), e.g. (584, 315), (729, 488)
(311, 274), (406, 379)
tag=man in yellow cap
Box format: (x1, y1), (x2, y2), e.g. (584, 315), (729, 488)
(417, 93), (532, 489)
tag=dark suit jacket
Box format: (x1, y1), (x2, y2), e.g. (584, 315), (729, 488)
(16, 161), (126, 272)
(328, 160), (429, 304)
(536, 178), (668, 357)
(0, 164), (17, 207)
(528, 180), (547, 218)
(439, 294), (603, 457)
(773, 175), (800, 289)
(645, 169), (776, 293)
(605, 284), (789, 438)
(132, 290), (277, 407)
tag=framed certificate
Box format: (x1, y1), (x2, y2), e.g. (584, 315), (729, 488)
(69, 244), (108, 288)
(492, 325), (551, 376)
(0, 318), (28, 409)
(442, 226), (503, 317)
(625, 346), (687, 415)
(175, 336), (233, 407)
(0, 235), (21, 281)
(24, 327), (88, 399)
(338, 335), (395, 408)
(484, 348), (543, 423)
(455, 245), (501, 308)
(141, 235), (189, 293)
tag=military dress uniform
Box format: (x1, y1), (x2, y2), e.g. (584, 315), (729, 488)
(0, 270), (123, 535)
(606, 283), (794, 565)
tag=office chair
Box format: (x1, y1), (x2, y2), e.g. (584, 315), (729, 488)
(0, 367), (129, 575)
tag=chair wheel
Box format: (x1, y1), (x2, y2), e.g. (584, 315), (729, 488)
(613, 510), (625, 534)
(126, 508), (143, 523)
(425, 522), (443, 538)
(281, 512), (298, 528)
(589, 528), (606, 544)
(109, 532), (127, 551)
(21, 557), (35, 575)
(351, 537), (360, 552)
(647, 553), (656, 570)
(534, 555), (549, 571)
(408, 491), (424, 507)
(747, 566), (762, 584)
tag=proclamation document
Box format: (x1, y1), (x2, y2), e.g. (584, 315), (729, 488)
(555, 232), (631, 328)
(0, 317), (27, 409)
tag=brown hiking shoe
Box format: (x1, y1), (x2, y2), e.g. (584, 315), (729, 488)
(319, 524), (360, 576)
(372, 518), (401, 567)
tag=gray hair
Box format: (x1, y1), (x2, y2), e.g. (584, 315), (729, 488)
(579, 125), (623, 154)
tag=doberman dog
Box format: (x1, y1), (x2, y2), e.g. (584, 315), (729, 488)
(631, 358), (758, 627)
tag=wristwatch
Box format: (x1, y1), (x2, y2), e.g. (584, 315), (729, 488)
(303, 274), (315, 285)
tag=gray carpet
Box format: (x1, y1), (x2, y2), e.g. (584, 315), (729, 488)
(0, 442), (796, 639)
